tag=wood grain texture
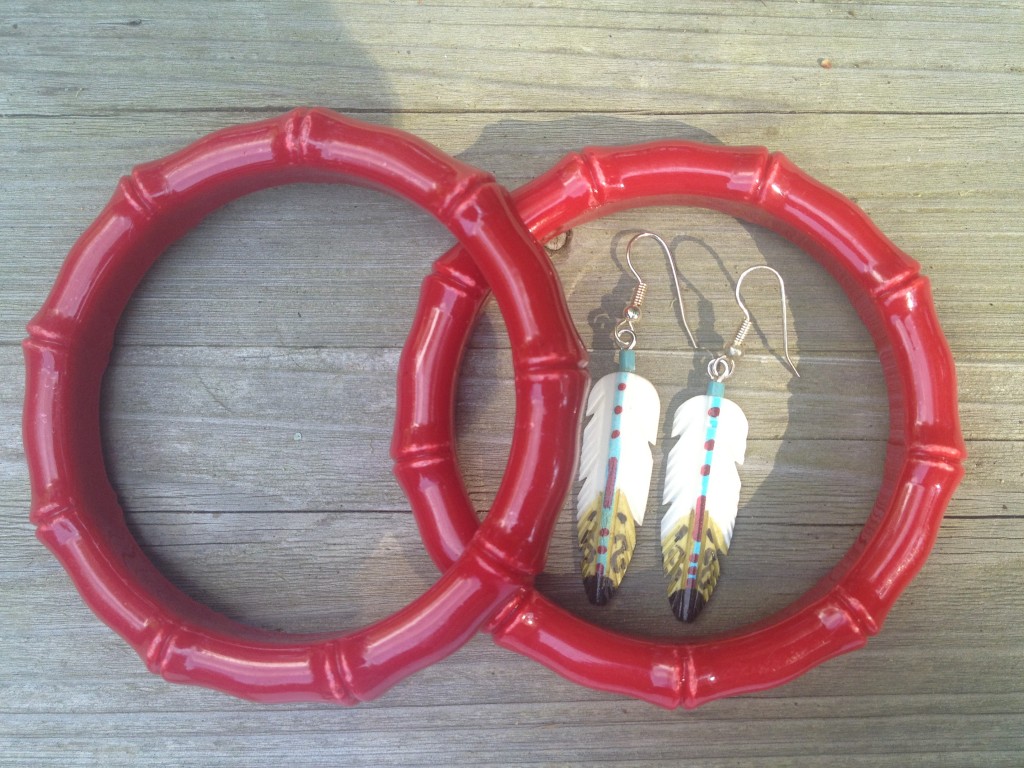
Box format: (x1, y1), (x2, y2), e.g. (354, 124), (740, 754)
(2, 1), (1022, 116)
(2, 1), (1022, 766)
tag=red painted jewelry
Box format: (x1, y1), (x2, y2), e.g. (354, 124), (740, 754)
(394, 141), (966, 707)
(24, 112), (965, 707)
(23, 108), (587, 704)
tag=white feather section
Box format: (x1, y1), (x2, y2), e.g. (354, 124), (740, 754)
(577, 372), (660, 526)
(661, 392), (748, 546)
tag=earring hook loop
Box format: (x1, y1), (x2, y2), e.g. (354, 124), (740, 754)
(734, 264), (800, 378)
(617, 232), (698, 351)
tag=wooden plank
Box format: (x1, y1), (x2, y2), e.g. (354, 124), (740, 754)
(2, 507), (1022, 767)
(2, 1), (1022, 117)
(2, 112), (1020, 354)
(0, 509), (868, 638)
(94, 348), (890, 512)
(1, 345), (1017, 516)
(4, 507), (1023, 692)
(2, 0), (1022, 764)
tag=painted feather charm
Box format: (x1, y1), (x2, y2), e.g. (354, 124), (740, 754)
(661, 380), (749, 622)
(577, 350), (660, 605)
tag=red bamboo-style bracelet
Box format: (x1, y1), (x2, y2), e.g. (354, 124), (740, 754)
(393, 141), (966, 708)
(23, 108), (588, 703)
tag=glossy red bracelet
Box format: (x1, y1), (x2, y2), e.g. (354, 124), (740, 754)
(23, 108), (588, 703)
(393, 141), (966, 708)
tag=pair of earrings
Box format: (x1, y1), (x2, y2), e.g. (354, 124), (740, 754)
(576, 232), (800, 622)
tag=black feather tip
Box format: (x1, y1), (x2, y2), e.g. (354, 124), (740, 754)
(583, 575), (616, 606)
(669, 588), (706, 622)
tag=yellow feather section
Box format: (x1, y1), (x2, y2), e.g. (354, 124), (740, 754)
(660, 509), (729, 604)
(577, 488), (637, 589)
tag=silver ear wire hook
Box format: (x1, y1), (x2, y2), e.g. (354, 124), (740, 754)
(614, 232), (699, 351)
(709, 264), (799, 381)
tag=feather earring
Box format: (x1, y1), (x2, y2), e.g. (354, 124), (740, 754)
(577, 233), (698, 605)
(661, 265), (800, 622)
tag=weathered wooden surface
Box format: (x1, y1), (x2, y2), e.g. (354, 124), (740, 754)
(2, 1), (1022, 766)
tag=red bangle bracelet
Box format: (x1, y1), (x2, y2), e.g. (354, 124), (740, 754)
(393, 142), (966, 708)
(23, 108), (587, 703)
